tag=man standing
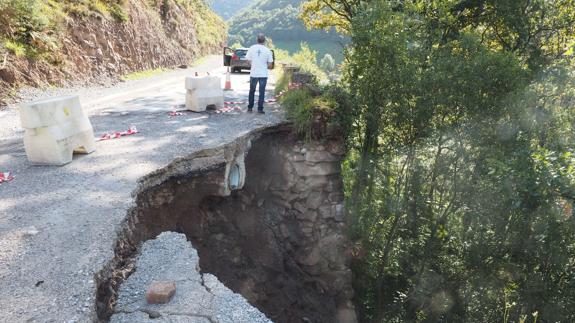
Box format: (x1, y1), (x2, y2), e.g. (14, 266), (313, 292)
(246, 34), (274, 114)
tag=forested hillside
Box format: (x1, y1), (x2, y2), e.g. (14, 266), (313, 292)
(289, 0), (575, 321)
(228, 0), (345, 61)
(0, 0), (226, 105)
(208, 0), (253, 20)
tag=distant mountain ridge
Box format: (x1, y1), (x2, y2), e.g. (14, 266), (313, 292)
(208, 0), (254, 20)
(227, 0), (346, 61)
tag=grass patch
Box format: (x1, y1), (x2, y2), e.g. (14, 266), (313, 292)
(4, 40), (26, 57)
(121, 67), (168, 81)
(274, 69), (290, 95)
(109, 3), (129, 22)
(280, 87), (337, 140)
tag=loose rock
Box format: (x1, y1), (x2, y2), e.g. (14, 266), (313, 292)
(145, 281), (176, 304)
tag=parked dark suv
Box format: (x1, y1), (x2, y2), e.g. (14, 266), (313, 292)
(223, 47), (275, 73)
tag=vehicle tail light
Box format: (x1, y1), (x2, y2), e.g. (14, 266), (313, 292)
(232, 54), (238, 60)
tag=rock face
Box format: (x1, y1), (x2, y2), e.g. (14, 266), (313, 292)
(110, 232), (272, 323)
(98, 126), (357, 323)
(0, 0), (226, 105)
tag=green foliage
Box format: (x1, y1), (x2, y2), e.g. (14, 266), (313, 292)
(0, 0), (131, 59)
(280, 86), (338, 140)
(273, 65), (290, 94)
(281, 87), (316, 137)
(300, 0), (354, 33)
(275, 43), (328, 82)
(293, 43), (327, 80)
(0, 0), (59, 58)
(301, 0), (575, 321)
(227, 0), (347, 62)
(109, 3), (129, 22)
(147, 0), (226, 49)
(3, 39), (26, 57)
(0, 0), (225, 64)
(229, 42), (244, 49)
(320, 53), (335, 73)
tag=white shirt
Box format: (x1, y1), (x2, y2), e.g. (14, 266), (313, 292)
(246, 44), (273, 78)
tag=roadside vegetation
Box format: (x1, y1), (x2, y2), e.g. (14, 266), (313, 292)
(272, 42), (348, 140)
(0, 0), (224, 61)
(296, 0), (575, 321)
(0, 0), (225, 106)
(0, 0), (128, 60)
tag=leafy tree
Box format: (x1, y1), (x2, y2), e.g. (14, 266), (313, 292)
(299, 0), (360, 32)
(303, 0), (575, 321)
(320, 53), (335, 72)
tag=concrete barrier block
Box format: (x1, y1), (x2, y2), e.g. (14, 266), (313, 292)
(185, 75), (221, 90)
(19, 95), (96, 165)
(20, 96), (87, 129)
(185, 76), (224, 112)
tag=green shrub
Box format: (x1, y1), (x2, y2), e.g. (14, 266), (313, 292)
(273, 64), (291, 94)
(109, 3), (129, 22)
(0, 0), (131, 60)
(271, 43), (328, 83)
(3, 40), (26, 57)
(280, 86), (337, 140)
(88, 1), (110, 15)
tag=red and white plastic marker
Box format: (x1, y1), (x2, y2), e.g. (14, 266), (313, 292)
(97, 126), (139, 141)
(169, 111), (185, 117)
(215, 106), (242, 114)
(0, 171), (14, 184)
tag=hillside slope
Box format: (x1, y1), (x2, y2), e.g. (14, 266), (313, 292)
(228, 0), (345, 60)
(0, 0), (226, 106)
(209, 0), (255, 20)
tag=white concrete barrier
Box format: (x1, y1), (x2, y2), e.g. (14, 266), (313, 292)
(185, 75), (224, 112)
(19, 95), (96, 165)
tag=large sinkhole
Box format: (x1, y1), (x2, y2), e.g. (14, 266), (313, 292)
(96, 125), (357, 323)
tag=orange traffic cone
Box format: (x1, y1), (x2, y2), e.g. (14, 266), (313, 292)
(224, 68), (232, 91)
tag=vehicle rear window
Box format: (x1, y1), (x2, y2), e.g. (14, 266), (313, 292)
(235, 50), (247, 57)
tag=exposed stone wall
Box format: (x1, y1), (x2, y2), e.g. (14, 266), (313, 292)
(251, 132), (356, 322)
(96, 126), (357, 323)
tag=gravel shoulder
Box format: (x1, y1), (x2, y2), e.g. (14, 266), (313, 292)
(0, 59), (285, 322)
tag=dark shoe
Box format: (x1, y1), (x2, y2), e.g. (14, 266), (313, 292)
(257, 110), (265, 114)
(247, 108), (253, 113)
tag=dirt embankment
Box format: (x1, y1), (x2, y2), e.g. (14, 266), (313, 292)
(0, 0), (226, 106)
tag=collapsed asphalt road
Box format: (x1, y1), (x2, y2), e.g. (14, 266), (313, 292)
(0, 55), (285, 322)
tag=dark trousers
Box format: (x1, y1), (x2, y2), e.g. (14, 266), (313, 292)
(248, 77), (268, 111)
